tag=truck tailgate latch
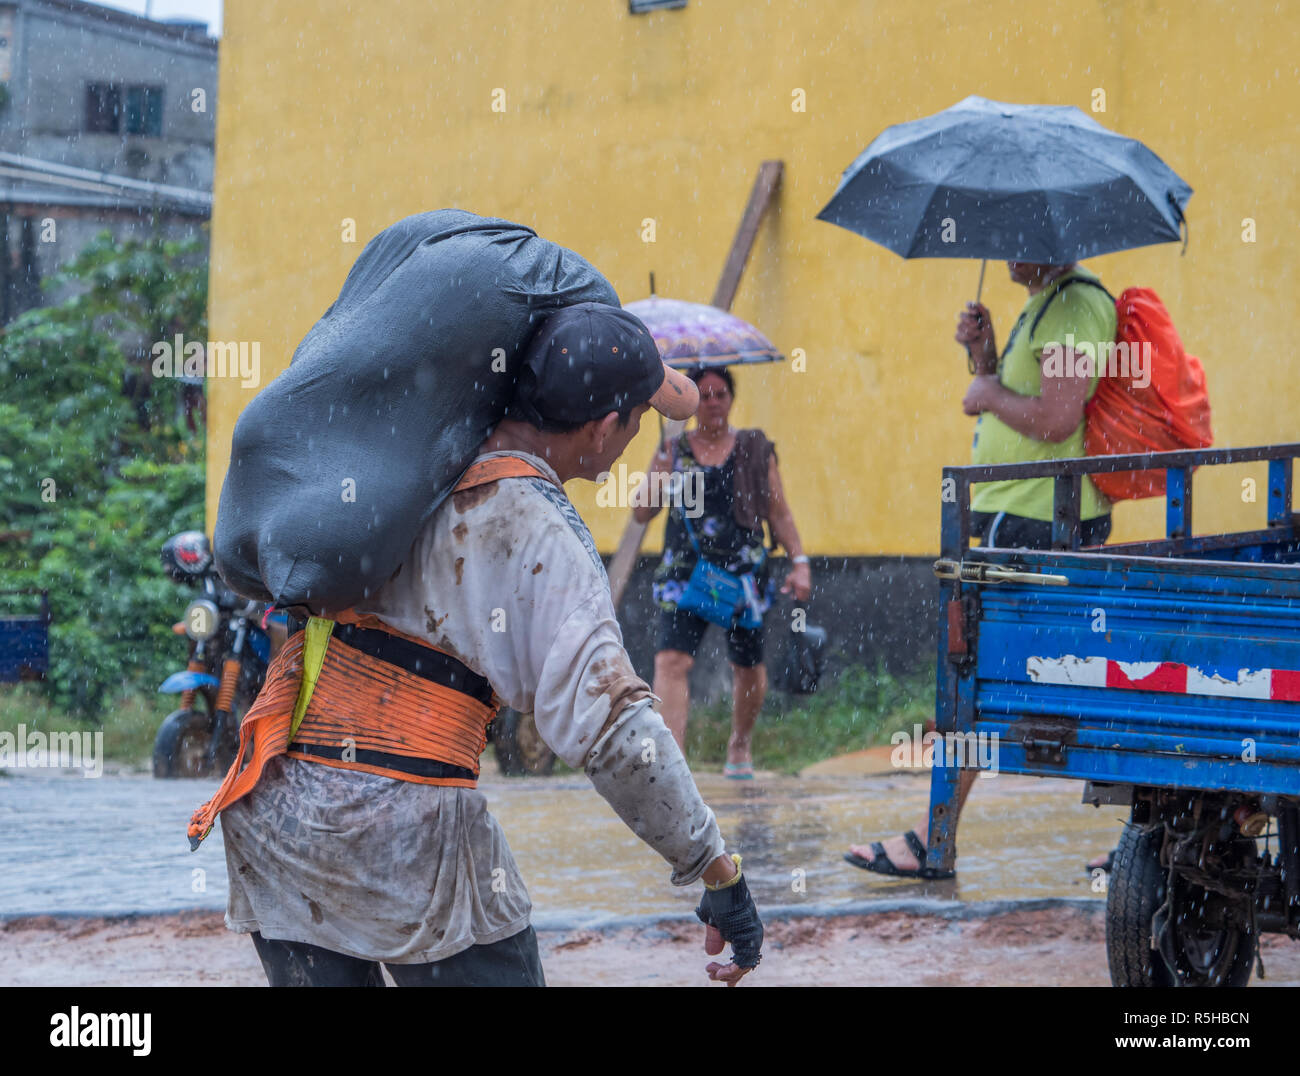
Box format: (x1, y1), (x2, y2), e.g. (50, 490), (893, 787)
(933, 559), (1069, 586)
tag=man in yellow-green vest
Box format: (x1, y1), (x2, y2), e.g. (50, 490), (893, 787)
(962, 259), (1117, 547)
(845, 259), (1116, 879)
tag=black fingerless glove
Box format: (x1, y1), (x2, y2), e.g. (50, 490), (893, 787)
(695, 862), (764, 969)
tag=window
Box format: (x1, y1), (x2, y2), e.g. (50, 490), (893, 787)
(125, 86), (163, 135)
(84, 83), (163, 135)
(85, 83), (120, 133)
(629, 0), (686, 12)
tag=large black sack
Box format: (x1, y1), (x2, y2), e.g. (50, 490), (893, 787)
(213, 209), (619, 613)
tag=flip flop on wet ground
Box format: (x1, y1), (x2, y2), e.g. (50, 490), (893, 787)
(724, 762), (754, 780)
(843, 830), (956, 880)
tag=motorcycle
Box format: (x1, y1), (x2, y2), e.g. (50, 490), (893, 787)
(153, 530), (549, 778)
(153, 530), (280, 779)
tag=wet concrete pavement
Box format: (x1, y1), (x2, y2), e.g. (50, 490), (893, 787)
(0, 769), (228, 918)
(0, 759), (1121, 924)
(496, 768), (1119, 926)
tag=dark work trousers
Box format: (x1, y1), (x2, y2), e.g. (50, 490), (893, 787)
(250, 927), (546, 987)
(969, 510), (1112, 551)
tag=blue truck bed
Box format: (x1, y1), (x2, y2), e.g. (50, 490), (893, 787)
(927, 444), (1300, 874)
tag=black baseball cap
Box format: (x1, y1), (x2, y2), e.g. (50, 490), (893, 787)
(506, 302), (699, 427)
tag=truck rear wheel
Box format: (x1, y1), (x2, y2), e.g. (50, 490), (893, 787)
(1107, 822), (1256, 987)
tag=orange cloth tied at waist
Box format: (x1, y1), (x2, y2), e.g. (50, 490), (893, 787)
(187, 453), (553, 850)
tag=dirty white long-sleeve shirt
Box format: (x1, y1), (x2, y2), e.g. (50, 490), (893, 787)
(222, 450), (724, 963)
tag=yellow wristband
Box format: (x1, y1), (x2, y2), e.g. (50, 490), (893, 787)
(704, 853), (743, 891)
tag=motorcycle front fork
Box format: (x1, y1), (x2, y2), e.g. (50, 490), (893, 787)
(205, 657), (243, 769)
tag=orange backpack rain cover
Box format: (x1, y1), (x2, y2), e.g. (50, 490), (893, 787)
(1084, 287), (1213, 500)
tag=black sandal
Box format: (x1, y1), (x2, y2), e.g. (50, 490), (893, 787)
(843, 830), (956, 880)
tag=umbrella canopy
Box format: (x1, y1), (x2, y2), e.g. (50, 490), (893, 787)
(623, 295), (783, 369)
(817, 95), (1193, 263)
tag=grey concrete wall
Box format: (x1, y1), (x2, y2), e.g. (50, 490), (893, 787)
(5, 208), (204, 310)
(0, 1), (215, 320)
(2, 0), (217, 191)
(615, 554), (940, 704)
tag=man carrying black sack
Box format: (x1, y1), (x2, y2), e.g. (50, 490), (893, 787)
(202, 303), (763, 986)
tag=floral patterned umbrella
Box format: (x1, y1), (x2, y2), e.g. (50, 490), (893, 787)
(623, 295), (783, 369)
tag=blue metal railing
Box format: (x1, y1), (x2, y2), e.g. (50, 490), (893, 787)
(940, 442), (1300, 556)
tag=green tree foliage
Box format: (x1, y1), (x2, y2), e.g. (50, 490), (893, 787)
(0, 229), (208, 716)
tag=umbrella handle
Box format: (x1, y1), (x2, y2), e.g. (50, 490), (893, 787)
(966, 259), (988, 373)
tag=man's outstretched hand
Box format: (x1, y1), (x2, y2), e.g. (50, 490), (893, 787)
(696, 858), (763, 986)
(703, 924), (751, 985)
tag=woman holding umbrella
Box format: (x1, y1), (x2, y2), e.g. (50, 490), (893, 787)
(634, 365), (811, 778)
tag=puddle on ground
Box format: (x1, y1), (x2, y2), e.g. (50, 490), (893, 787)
(0, 768), (1118, 921)
(480, 770), (1119, 926)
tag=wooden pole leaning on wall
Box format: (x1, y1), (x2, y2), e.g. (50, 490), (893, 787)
(606, 160), (784, 610)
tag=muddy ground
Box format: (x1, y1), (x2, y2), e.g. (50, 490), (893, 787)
(6, 904), (1300, 987)
(8, 764), (1300, 987)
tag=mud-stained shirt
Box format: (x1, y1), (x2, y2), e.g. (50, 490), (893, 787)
(222, 450), (722, 964)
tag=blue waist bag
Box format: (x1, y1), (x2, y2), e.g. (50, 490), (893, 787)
(675, 513), (765, 630)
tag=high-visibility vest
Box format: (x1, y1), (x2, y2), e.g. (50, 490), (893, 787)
(188, 454), (554, 850)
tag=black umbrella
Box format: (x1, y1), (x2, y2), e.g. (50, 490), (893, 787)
(818, 95), (1192, 269)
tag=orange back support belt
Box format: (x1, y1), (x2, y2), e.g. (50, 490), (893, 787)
(284, 619), (498, 785)
(187, 453), (553, 849)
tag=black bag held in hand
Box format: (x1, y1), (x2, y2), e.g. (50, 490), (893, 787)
(778, 602), (827, 694)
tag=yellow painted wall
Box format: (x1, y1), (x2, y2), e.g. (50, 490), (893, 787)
(207, 0), (1299, 555)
